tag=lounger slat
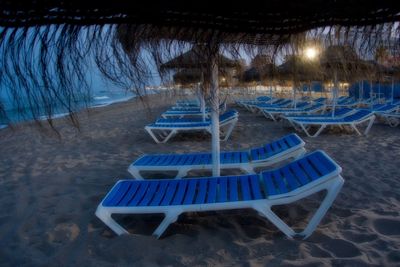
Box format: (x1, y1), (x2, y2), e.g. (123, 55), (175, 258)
(271, 142), (281, 154)
(150, 181), (169, 206)
(308, 154), (330, 176)
(135, 156), (152, 166)
(278, 139), (289, 151)
(103, 181), (131, 206)
(265, 144), (273, 157)
(249, 175), (263, 199)
(195, 179), (208, 204)
(262, 172), (279, 196)
(129, 182), (150, 206)
(117, 183), (140, 206)
(229, 176), (239, 201)
(272, 170), (289, 194)
(138, 181), (160, 206)
(299, 158), (319, 181)
(313, 152), (337, 173)
(172, 180), (188, 205)
(282, 166), (300, 190)
(240, 176), (252, 201)
(289, 162), (310, 185)
(160, 180), (179, 206)
(183, 179), (197, 204)
(241, 152), (250, 163)
(218, 177), (228, 202)
(207, 179), (218, 203)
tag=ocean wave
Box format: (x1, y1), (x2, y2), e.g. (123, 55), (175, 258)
(93, 96), (110, 100)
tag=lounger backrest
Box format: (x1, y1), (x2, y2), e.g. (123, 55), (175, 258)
(261, 150), (340, 197)
(249, 134), (303, 162)
(342, 109), (372, 122)
(256, 96), (271, 102)
(219, 109), (238, 122)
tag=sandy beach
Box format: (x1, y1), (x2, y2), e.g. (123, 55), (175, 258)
(1, 93), (400, 266)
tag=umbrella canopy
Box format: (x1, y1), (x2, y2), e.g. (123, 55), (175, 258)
(240, 64), (277, 83)
(161, 45), (239, 70)
(278, 55), (323, 82)
(320, 45), (373, 82)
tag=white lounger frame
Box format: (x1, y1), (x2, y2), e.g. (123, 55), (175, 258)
(128, 140), (306, 179)
(96, 151), (344, 239)
(145, 116), (238, 143)
(292, 114), (376, 137)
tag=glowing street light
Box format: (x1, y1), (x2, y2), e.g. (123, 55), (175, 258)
(304, 47), (318, 60)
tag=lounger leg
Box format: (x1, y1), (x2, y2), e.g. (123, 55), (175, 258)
(240, 164), (256, 174)
(222, 119), (237, 141)
(176, 168), (188, 179)
(299, 123), (326, 138)
(153, 211), (181, 239)
(364, 116), (375, 135)
(349, 123), (362, 136)
(128, 166), (145, 180)
(253, 205), (296, 238)
(253, 175), (344, 239)
(145, 127), (163, 143)
(300, 176), (344, 238)
(95, 209), (129, 236)
(161, 130), (177, 143)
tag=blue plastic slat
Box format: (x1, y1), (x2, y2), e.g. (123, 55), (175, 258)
(103, 181), (130, 206)
(299, 158), (320, 181)
(195, 179), (208, 204)
(160, 180), (179, 206)
(149, 180), (169, 206)
(183, 179), (198, 205)
(265, 144), (273, 156)
(138, 181), (160, 206)
(118, 182), (141, 206)
(206, 179), (218, 203)
(218, 177), (228, 202)
(278, 139), (289, 150)
(272, 170), (289, 194)
(249, 175), (263, 199)
(240, 176), (252, 201)
(229, 176), (239, 201)
(129, 181), (150, 206)
(289, 162), (310, 185)
(282, 166), (300, 191)
(309, 153), (332, 176)
(171, 180), (188, 205)
(262, 172), (278, 196)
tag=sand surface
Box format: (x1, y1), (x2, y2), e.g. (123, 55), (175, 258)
(1, 93), (400, 266)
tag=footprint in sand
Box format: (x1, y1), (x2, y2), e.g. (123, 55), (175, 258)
(321, 239), (361, 258)
(373, 219), (400, 236)
(47, 223), (80, 244)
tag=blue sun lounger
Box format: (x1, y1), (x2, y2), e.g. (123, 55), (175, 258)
(145, 110), (238, 143)
(128, 133), (306, 179)
(96, 150), (344, 239)
(290, 109), (375, 137)
(261, 103), (325, 121)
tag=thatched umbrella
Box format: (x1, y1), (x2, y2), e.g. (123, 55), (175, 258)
(320, 45), (373, 115)
(161, 45), (240, 122)
(0, 1), (399, 176)
(278, 55), (323, 107)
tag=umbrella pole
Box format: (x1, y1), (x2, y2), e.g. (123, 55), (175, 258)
(392, 78), (394, 104)
(210, 51), (220, 177)
(332, 70), (338, 117)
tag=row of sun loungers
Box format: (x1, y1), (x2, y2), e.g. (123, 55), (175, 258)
(96, 134), (344, 239)
(237, 95), (400, 137)
(146, 109), (239, 143)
